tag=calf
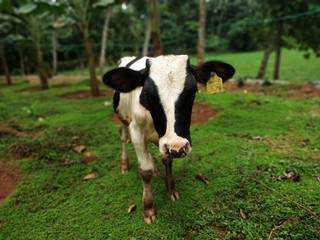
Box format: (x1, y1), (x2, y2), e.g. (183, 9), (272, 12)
(103, 55), (235, 223)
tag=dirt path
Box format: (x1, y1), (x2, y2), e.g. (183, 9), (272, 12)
(0, 161), (22, 204)
(12, 75), (99, 84)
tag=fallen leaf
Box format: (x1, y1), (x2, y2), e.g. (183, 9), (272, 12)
(83, 173), (95, 180)
(82, 152), (98, 164)
(249, 100), (262, 105)
(74, 145), (86, 153)
(284, 168), (300, 181)
(239, 208), (247, 219)
(250, 136), (263, 141)
(302, 138), (310, 143)
(101, 212), (111, 218)
(127, 204), (136, 213)
(196, 174), (210, 185)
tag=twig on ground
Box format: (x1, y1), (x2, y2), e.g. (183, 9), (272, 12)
(259, 181), (318, 218)
(268, 217), (292, 240)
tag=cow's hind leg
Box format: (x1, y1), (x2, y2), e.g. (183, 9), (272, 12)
(162, 156), (180, 201)
(119, 122), (129, 174)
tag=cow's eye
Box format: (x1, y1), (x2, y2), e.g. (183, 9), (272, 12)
(147, 95), (154, 104)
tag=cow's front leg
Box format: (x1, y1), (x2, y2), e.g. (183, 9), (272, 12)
(130, 127), (156, 223)
(162, 156), (180, 201)
(139, 168), (156, 224)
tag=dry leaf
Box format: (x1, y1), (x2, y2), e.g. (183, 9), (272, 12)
(127, 204), (136, 213)
(250, 136), (263, 141)
(196, 174), (210, 185)
(83, 173), (95, 180)
(239, 208), (247, 219)
(74, 145), (86, 153)
(288, 126), (296, 131)
(82, 152), (98, 163)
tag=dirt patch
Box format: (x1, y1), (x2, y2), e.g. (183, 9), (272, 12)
(0, 125), (41, 138)
(63, 89), (114, 99)
(0, 161), (22, 204)
(291, 83), (320, 98)
(224, 80), (320, 99)
(18, 83), (70, 92)
(191, 102), (219, 125)
(110, 102), (218, 126)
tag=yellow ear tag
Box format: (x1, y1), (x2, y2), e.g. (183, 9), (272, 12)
(206, 72), (225, 94)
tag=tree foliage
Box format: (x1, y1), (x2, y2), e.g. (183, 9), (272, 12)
(1, 0), (319, 79)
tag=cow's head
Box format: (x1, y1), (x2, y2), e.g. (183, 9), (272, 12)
(103, 55), (235, 158)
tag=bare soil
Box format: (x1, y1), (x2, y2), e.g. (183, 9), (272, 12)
(0, 161), (22, 204)
(224, 81), (320, 99)
(0, 125), (41, 204)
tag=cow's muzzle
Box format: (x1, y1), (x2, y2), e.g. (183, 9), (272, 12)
(163, 142), (191, 158)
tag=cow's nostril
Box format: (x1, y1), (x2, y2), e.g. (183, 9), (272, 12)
(163, 143), (170, 156)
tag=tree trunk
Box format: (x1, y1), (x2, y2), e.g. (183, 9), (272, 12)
(29, 16), (49, 89)
(83, 30), (100, 97)
(36, 45), (49, 90)
(142, 18), (152, 56)
(18, 46), (25, 78)
(98, 6), (112, 75)
(273, 21), (282, 80)
(256, 38), (274, 79)
(0, 44), (12, 85)
(79, 51), (84, 73)
(197, 0), (206, 66)
(149, 0), (162, 57)
(52, 15), (58, 76)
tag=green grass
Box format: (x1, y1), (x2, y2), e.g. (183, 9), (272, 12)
(192, 49), (320, 82)
(0, 78), (320, 239)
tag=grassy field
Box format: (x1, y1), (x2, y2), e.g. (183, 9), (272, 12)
(54, 49), (320, 83)
(192, 49), (320, 83)
(0, 76), (319, 239)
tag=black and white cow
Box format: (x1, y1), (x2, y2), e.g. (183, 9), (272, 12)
(103, 55), (235, 223)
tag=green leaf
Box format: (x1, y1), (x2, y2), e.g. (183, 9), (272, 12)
(93, 0), (115, 8)
(14, 3), (37, 14)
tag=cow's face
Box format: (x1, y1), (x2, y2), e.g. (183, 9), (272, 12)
(103, 55), (235, 158)
(139, 55), (196, 157)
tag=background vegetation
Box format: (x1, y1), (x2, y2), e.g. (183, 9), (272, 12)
(1, 0), (320, 91)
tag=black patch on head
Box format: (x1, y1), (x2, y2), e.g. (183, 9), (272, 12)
(140, 78), (167, 137)
(174, 68), (198, 145)
(126, 56), (143, 68)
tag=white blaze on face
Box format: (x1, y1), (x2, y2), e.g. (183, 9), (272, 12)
(148, 55), (192, 156)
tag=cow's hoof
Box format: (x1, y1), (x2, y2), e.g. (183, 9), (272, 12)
(168, 189), (180, 201)
(143, 209), (156, 224)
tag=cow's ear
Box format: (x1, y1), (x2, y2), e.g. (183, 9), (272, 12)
(194, 61), (235, 84)
(103, 67), (146, 92)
